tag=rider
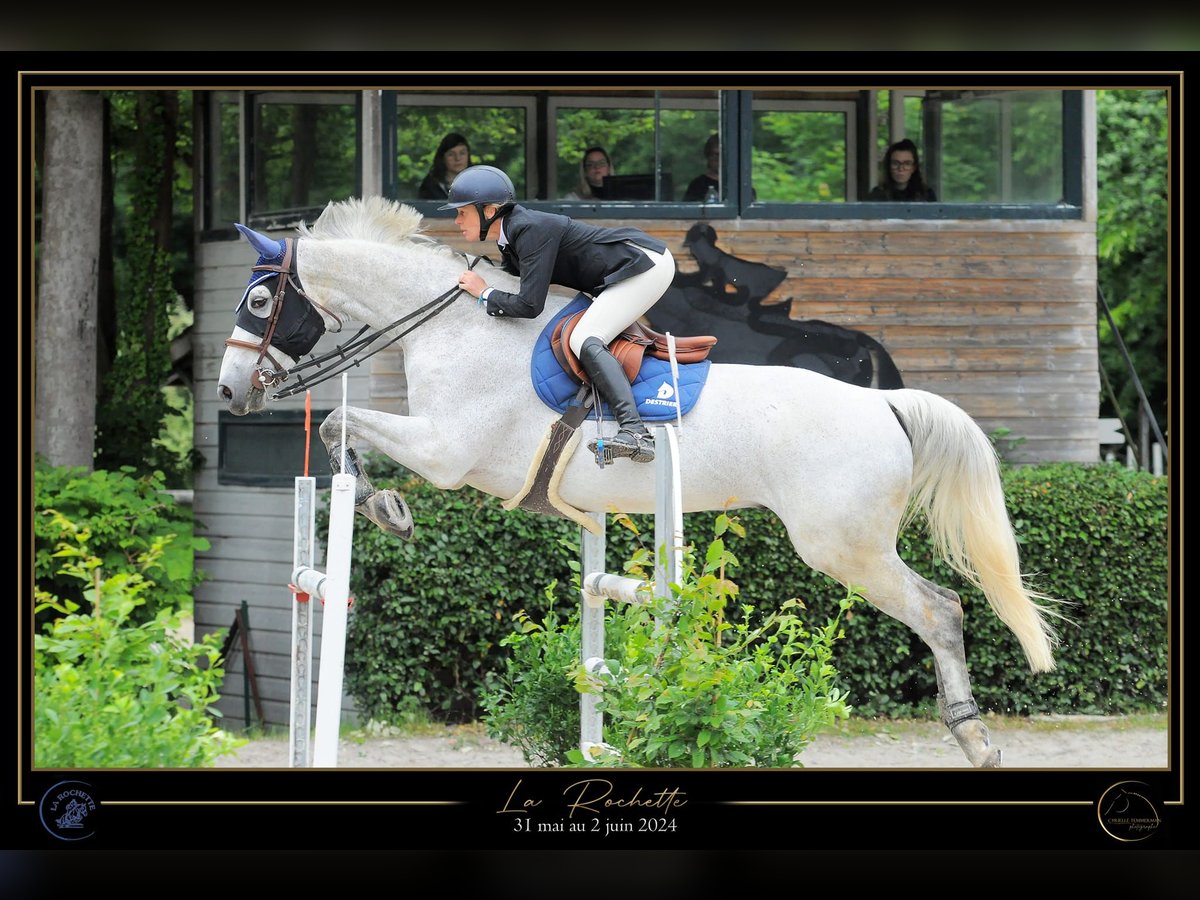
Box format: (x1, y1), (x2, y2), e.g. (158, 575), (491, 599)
(444, 164), (675, 463)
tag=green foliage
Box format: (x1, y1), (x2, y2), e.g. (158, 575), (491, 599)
(708, 462), (1168, 718)
(1095, 89), (1169, 438)
(96, 91), (192, 485)
(335, 457), (579, 724)
(478, 593), (585, 767)
(34, 534), (242, 768)
(34, 460), (209, 627)
(753, 110), (847, 202)
(554, 106), (717, 201)
(483, 513), (855, 768)
(971, 462), (1169, 715)
(940, 91), (1062, 202)
(343, 458), (1166, 726)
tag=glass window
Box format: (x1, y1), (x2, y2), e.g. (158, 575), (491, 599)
(751, 98), (857, 202)
(199, 88), (1082, 232)
(391, 95), (535, 200)
(218, 410), (333, 487)
(248, 92), (359, 223)
(549, 91), (720, 202)
(206, 91), (242, 227)
(927, 90), (1064, 203)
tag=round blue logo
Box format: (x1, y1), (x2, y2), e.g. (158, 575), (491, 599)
(38, 780), (99, 841)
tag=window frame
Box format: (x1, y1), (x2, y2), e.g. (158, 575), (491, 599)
(198, 88), (1086, 234)
(243, 90), (362, 230)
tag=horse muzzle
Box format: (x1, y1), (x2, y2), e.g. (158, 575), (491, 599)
(218, 380), (266, 416)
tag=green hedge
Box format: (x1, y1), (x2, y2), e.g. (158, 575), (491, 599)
(338, 458), (1168, 723)
(34, 461), (210, 628)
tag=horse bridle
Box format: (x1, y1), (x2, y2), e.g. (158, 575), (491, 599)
(227, 237), (484, 399)
(224, 238), (343, 391)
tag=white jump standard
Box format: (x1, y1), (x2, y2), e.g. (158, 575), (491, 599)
(287, 378), (357, 768)
(578, 424), (684, 758)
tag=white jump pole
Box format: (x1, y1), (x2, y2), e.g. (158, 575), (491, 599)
(579, 511), (607, 751)
(289, 391), (316, 767)
(652, 424), (684, 601)
(310, 374), (356, 767)
(290, 475), (316, 767)
(578, 423), (683, 755)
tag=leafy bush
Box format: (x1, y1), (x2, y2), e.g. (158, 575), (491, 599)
(477, 589), (584, 767)
(34, 460), (209, 626)
(484, 513), (855, 767)
(34, 522), (243, 768)
(342, 457), (1167, 724)
(336, 458), (579, 724)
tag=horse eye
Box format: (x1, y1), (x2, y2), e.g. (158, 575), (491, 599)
(247, 286), (273, 318)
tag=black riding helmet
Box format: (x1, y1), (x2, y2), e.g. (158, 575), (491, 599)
(437, 164), (516, 241)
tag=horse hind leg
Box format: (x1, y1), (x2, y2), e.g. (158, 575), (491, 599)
(321, 413), (414, 540)
(839, 556), (1001, 768)
(904, 572), (1002, 766)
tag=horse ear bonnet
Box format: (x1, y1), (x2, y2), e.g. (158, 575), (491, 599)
(234, 223), (287, 310)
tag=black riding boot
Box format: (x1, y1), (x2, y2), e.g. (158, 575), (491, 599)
(578, 336), (655, 463)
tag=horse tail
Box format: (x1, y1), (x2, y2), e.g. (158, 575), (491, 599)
(888, 390), (1063, 673)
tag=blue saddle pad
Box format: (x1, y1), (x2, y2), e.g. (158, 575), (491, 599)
(530, 294), (711, 422)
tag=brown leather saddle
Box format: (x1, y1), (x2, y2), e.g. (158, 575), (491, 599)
(551, 311), (718, 384)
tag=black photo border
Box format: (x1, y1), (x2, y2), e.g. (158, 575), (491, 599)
(12, 51), (1190, 868)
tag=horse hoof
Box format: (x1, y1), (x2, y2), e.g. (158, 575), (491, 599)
(950, 718), (1002, 768)
(358, 490), (414, 540)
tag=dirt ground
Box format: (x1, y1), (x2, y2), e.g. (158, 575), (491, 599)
(212, 713), (1168, 769)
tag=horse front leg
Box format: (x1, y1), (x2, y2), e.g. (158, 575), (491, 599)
(320, 406), (416, 540)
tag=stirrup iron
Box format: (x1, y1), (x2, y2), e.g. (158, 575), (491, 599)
(588, 428), (655, 465)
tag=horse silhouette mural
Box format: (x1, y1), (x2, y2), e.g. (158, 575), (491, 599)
(646, 223), (903, 389)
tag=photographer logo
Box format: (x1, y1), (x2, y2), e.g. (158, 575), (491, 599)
(1097, 781), (1161, 842)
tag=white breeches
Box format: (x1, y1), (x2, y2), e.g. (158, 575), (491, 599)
(568, 245), (675, 356)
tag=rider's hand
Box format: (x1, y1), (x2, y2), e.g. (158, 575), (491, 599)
(457, 271), (487, 299)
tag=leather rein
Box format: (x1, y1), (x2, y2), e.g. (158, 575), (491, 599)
(225, 238), (480, 399)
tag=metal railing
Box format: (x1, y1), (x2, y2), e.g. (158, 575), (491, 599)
(1097, 286), (1168, 473)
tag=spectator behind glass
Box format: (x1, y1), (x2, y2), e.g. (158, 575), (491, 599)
(418, 133), (473, 200)
(867, 138), (937, 202)
(563, 146), (615, 200)
(682, 133), (721, 201)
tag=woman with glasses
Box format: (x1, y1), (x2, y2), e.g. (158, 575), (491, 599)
(563, 146), (616, 200)
(867, 138), (937, 202)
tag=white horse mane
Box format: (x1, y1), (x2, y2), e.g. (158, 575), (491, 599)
(299, 196), (459, 260)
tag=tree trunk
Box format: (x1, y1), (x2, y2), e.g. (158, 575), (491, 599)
(35, 91), (103, 469)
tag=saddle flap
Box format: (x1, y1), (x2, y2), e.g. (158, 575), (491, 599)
(624, 319), (719, 363)
(551, 310), (717, 384)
